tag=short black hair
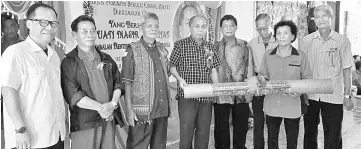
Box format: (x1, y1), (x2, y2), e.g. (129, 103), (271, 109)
(1, 12), (18, 27)
(353, 55), (359, 60)
(26, 3), (57, 19)
(356, 61), (361, 70)
(273, 20), (298, 43)
(255, 13), (270, 22)
(220, 14), (237, 27)
(71, 15), (96, 32)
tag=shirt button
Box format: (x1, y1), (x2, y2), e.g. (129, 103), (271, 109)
(160, 99), (163, 101)
(159, 80), (161, 82)
(160, 90), (162, 91)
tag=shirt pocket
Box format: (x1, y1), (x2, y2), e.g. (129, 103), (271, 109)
(288, 64), (301, 78)
(28, 66), (45, 76)
(27, 66), (46, 87)
(327, 48), (342, 76)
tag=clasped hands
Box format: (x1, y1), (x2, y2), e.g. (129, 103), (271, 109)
(246, 76), (300, 98)
(98, 102), (117, 121)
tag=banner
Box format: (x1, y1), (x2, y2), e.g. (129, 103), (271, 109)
(89, 1), (220, 75)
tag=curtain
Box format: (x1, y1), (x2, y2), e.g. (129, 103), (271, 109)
(256, 1), (309, 48)
(2, 1), (32, 15)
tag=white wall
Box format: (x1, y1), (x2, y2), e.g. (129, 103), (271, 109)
(63, 1), (83, 54)
(340, 1), (361, 55)
(224, 1), (256, 42)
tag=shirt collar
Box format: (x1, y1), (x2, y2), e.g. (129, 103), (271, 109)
(140, 36), (156, 48)
(221, 37), (239, 45)
(189, 36), (205, 46)
(258, 34), (276, 44)
(77, 46), (100, 60)
(269, 46), (299, 56)
(25, 36), (54, 57)
(312, 30), (337, 41)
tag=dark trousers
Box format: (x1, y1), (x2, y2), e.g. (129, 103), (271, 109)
(266, 115), (300, 149)
(126, 116), (168, 149)
(1, 96), (4, 149)
(12, 138), (64, 149)
(178, 97), (213, 149)
(252, 95), (265, 149)
(213, 103), (249, 149)
(303, 99), (343, 149)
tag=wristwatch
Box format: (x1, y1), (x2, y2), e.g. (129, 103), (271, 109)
(15, 127), (26, 134)
(344, 95), (351, 99)
(111, 101), (118, 109)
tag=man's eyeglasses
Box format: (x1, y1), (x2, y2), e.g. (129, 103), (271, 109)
(28, 19), (59, 28)
(256, 26), (269, 32)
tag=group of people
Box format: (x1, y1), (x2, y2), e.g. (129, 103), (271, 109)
(0, 2), (356, 149)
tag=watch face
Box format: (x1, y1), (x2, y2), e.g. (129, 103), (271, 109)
(17, 127), (26, 133)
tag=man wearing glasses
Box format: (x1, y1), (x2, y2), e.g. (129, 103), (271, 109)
(248, 13), (278, 149)
(0, 3), (66, 149)
(213, 14), (253, 149)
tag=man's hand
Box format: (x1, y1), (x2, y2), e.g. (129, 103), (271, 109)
(98, 102), (115, 118)
(344, 98), (354, 111)
(246, 77), (259, 94)
(105, 114), (114, 121)
(126, 107), (138, 127)
(283, 93), (301, 98)
(178, 78), (188, 90)
(245, 94), (253, 103)
(16, 131), (31, 149)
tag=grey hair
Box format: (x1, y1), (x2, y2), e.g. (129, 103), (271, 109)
(189, 15), (207, 27)
(314, 4), (334, 18)
(178, 5), (198, 26)
(255, 13), (271, 22)
(139, 12), (159, 26)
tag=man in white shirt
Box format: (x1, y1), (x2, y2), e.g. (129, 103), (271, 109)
(0, 3), (66, 149)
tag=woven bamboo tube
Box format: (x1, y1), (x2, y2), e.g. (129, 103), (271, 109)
(183, 79), (333, 98)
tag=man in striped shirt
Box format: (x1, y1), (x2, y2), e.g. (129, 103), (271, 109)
(300, 4), (354, 149)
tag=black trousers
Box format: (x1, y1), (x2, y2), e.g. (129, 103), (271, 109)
(11, 138), (64, 149)
(213, 102), (250, 149)
(1, 96), (4, 149)
(178, 97), (213, 149)
(252, 95), (265, 149)
(126, 116), (168, 149)
(303, 99), (343, 149)
(266, 115), (300, 149)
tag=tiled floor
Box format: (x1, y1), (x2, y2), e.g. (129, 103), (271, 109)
(166, 109), (361, 149)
